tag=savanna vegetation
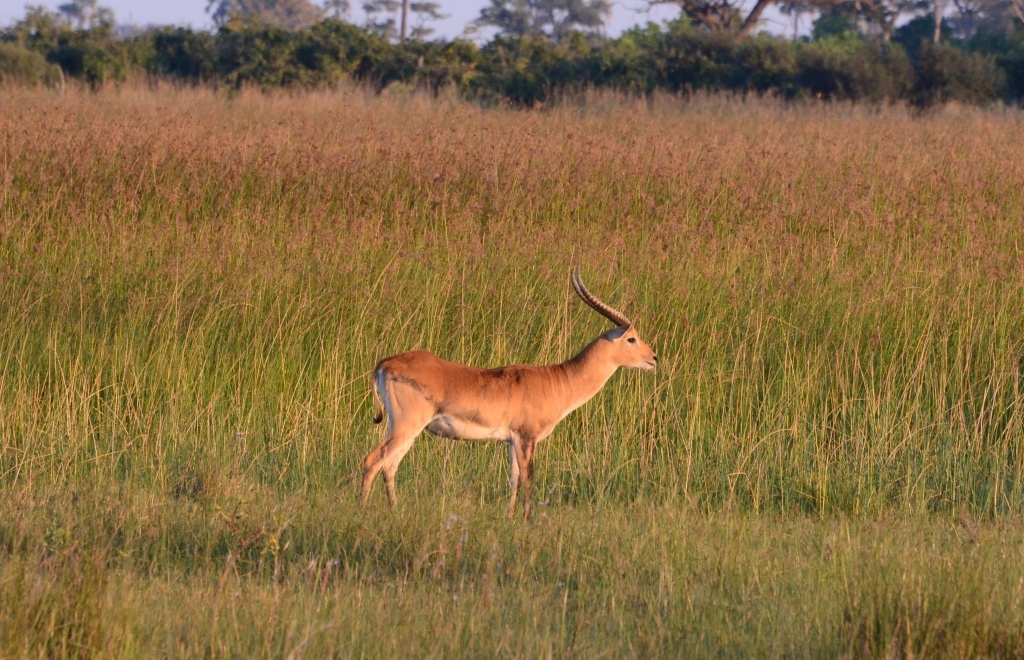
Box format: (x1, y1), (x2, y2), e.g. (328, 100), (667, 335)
(2, 85), (1024, 655)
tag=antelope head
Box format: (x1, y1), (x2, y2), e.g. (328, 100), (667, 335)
(571, 267), (658, 371)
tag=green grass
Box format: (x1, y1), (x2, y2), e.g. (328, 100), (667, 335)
(1, 86), (1024, 655)
(5, 491), (1024, 656)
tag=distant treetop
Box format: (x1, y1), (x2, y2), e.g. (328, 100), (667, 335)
(206, 0), (326, 30)
(470, 0), (612, 41)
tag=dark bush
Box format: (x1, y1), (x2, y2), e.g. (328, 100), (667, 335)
(0, 42), (62, 86)
(149, 28), (217, 82)
(797, 36), (914, 102)
(589, 26), (659, 94)
(294, 19), (406, 88)
(470, 35), (592, 106)
(894, 16), (954, 56)
(405, 39), (481, 93)
(735, 35), (798, 93)
(812, 12), (859, 40)
(215, 22), (303, 88)
(969, 26), (1024, 103)
(48, 32), (134, 88)
(651, 25), (744, 93)
(911, 42), (1002, 106)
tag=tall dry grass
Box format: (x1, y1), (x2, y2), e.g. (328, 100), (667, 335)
(2, 85), (1024, 655)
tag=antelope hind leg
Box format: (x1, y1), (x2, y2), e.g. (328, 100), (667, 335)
(380, 428), (419, 508)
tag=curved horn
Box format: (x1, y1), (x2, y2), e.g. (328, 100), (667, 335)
(571, 267), (632, 327)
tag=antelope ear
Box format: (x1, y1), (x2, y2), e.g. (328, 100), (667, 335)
(605, 326), (628, 340)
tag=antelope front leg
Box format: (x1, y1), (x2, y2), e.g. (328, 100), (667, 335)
(520, 439), (536, 520)
(508, 437), (537, 520)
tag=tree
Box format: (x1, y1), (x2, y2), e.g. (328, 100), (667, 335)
(471, 0), (611, 41)
(323, 0), (351, 19)
(364, 0), (446, 40)
(364, 0), (400, 38)
(934, 0), (945, 40)
(57, 0), (115, 29)
(649, 0), (930, 40)
(796, 0), (929, 42)
(206, 0), (325, 29)
(409, 2), (447, 39)
(779, 1), (818, 38)
(810, 7), (859, 37)
(646, 0), (792, 37)
(947, 0), (1024, 36)
(849, 0), (929, 41)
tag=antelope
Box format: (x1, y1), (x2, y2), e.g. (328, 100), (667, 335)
(359, 267), (657, 517)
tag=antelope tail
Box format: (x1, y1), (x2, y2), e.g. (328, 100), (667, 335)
(371, 367), (385, 424)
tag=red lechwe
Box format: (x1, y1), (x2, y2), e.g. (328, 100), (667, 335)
(360, 268), (658, 517)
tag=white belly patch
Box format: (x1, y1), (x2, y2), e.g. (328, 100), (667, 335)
(426, 415), (508, 441)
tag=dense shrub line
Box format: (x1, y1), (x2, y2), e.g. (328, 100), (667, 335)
(2, 10), (1023, 106)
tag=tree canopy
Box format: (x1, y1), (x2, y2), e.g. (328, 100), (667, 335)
(207, 0), (326, 30)
(471, 0), (611, 40)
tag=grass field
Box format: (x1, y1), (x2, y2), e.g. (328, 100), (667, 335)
(2, 85), (1024, 656)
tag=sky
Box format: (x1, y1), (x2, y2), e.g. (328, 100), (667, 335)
(0, 0), (717, 38)
(0, 0), (806, 39)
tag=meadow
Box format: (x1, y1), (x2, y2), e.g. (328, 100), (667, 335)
(2, 85), (1024, 656)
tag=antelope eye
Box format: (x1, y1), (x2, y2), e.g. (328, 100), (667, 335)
(627, 337), (637, 344)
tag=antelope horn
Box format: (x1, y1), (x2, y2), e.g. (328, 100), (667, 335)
(571, 267), (632, 327)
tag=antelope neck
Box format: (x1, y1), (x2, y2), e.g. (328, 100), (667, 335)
(550, 338), (620, 413)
